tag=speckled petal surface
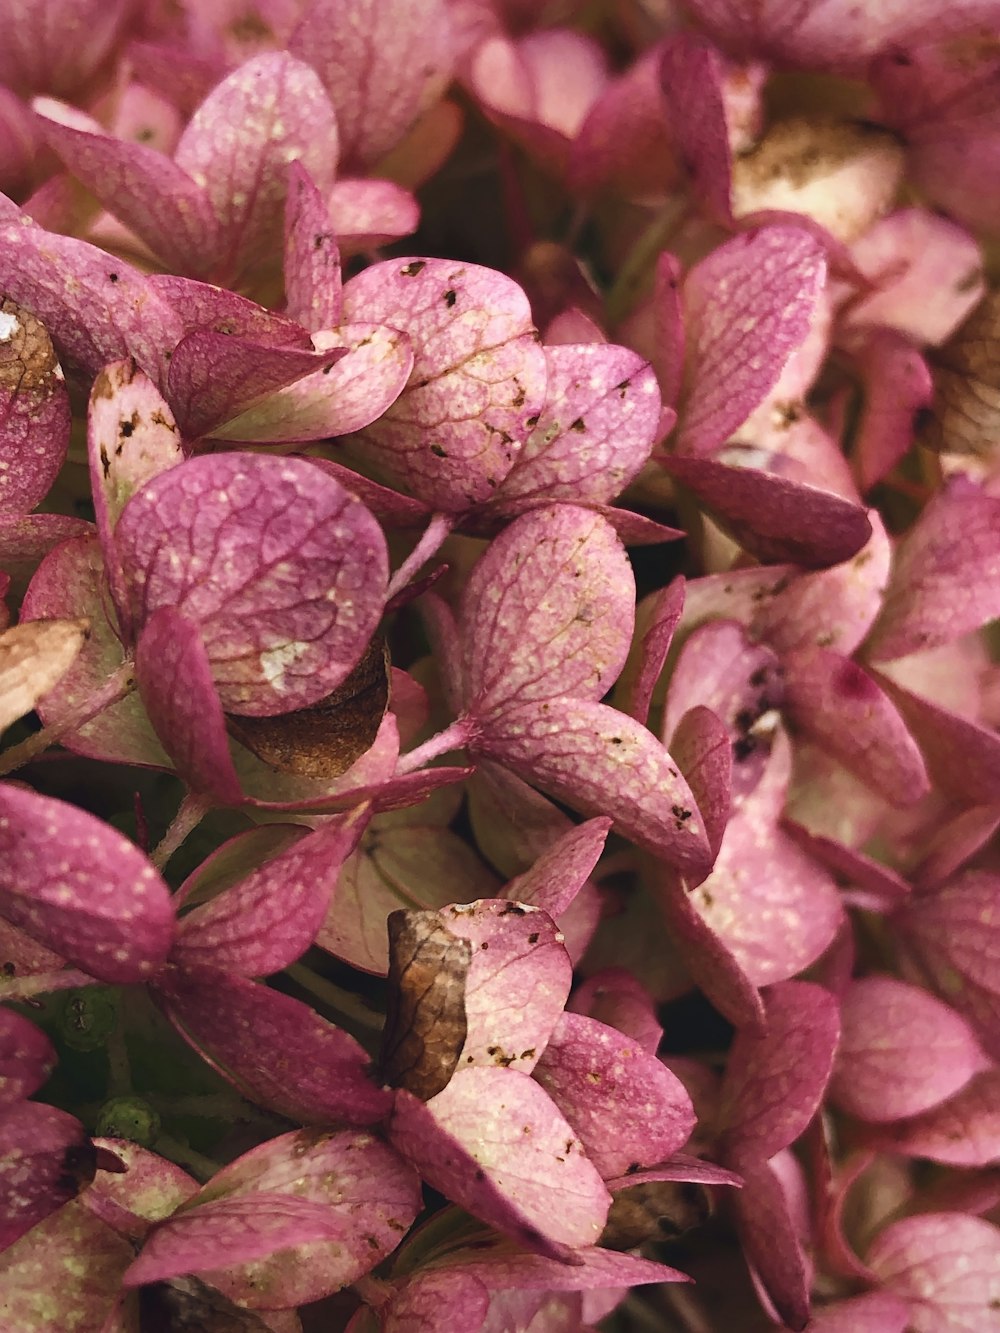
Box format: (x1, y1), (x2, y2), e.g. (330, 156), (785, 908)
(867, 1213), (1000, 1333)
(0, 298), (69, 516)
(0, 618), (89, 736)
(0, 1009), (54, 1106)
(283, 160), (342, 332)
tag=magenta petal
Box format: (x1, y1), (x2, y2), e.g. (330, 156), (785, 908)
(626, 576), (685, 727)
(605, 1157), (742, 1191)
(890, 1068), (1000, 1167)
(659, 35), (733, 227)
(157, 968), (392, 1125)
(134, 608), (243, 804)
(851, 330), (933, 494)
(868, 1213), (1000, 1333)
(383, 1271), (490, 1333)
(570, 970), (662, 1054)
(39, 117), (221, 277)
(503, 818), (611, 919)
(389, 1068), (611, 1254)
(211, 323), (413, 443)
(0, 299), (70, 515)
(495, 344), (661, 507)
(116, 453), (388, 716)
(732, 1157), (811, 1332)
(440, 900), (571, 1076)
(146, 275), (314, 350)
(284, 160), (342, 332)
(0, 0), (130, 99)
(533, 1012), (695, 1176)
(0, 1102), (91, 1249)
(440, 1240), (691, 1290)
(175, 807), (368, 975)
(166, 332), (341, 440)
(781, 822), (911, 907)
(661, 454), (872, 567)
(720, 980), (840, 1160)
(0, 1009), (54, 1105)
(676, 227), (826, 456)
(483, 698), (712, 878)
(782, 647), (929, 805)
(289, 0), (452, 170)
(830, 977), (985, 1124)
(328, 177), (420, 254)
(0, 785), (174, 984)
(668, 706), (732, 860)
(865, 477), (1000, 661)
(341, 257), (547, 509)
(0, 224), (183, 382)
(174, 54), (339, 283)
(124, 1192), (354, 1286)
(809, 1292), (910, 1333)
(461, 506), (634, 714)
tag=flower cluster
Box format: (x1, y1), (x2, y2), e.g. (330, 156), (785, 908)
(1, 0), (999, 1329)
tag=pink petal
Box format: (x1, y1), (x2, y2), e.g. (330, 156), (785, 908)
(39, 116), (221, 278)
(328, 177), (420, 255)
(502, 818), (611, 919)
(569, 970), (662, 1055)
(661, 453), (872, 567)
(865, 477), (1000, 661)
(0, 298), (69, 515)
(156, 967), (392, 1125)
(460, 505), (634, 715)
(0, 0), (129, 98)
(0, 1102), (91, 1250)
(116, 454), (388, 716)
(0, 223), (183, 382)
(676, 227), (826, 456)
(720, 980), (840, 1160)
(667, 706), (732, 860)
(341, 257), (547, 509)
(889, 1067), (1000, 1167)
(440, 1239), (691, 1289)
(284, 160), (342, 332)
(389, 1067), (611, 1254)
(533, 1012), (695, 1176)
(146, 274), (314, 349)
(211, 322), (413, 443)
(173, 54), (339, 283)
(0, 785), (174, 984)
(850, 330), (933, 494)
(382, 1271), (490, 1333)
(605, 1156), (742, 1191)
(21, 534), (169, 768)
(625, 576), (685, 728)
(482, 698), (712, 878)
(0, 619), (89, 737)
(658, 34), (733, 226)
(830, 977), (985, 1123)
(782, 822), (910, 908)
(289, 0), (453, 170)
(124, 1192), (355, 1286)
(867, 1213), (1000, 1333)
(782, 647), (929, 805)
(162, 1128), (421, 1309)
(732, 1157), (811, 1331)
(166, 333), (341, 440)
(809, 1292), (910, 1333)
(134, 608), (243, 804)
(440, 900), (572, 1076)
(751, 511), (891, 657)
(0, 1009), (54, 1106)
(175, 808), (368, 974)
(493, 344), (660, 507)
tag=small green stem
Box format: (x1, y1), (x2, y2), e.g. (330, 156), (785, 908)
(153, 1132), (222, 1182)
(147, 1091), (280, 1125)
(0, 659), (136, 777)
(150, 793), (211, 871)
(286, 963), (384, 1032)
(605, 197), (690, 324)
(395, 717), (474, 775)
(106, 1003), (131, 1098)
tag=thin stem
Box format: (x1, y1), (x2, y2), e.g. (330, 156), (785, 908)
(395, 717), (474, 775)
(0, 968), (97, 1000)
(146, 1091), (279, 1124)
(0, 659), (136, 778)
(150, 793), (211, 872)
(606, 197), (689, 324)
(286, 963), (384, 1031)
(385, 512), (454, 603)
(105, 1003), (131, 1098)
(153, 1131), (221, 1183)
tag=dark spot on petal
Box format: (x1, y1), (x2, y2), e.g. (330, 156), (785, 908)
(527, 932), (539, 944)
(99, 445), (111, 478)
(430, 444), (447, 457)
(400, 260), (426, 277)
(570, 417), (586, 432)
(671, 806), (692, 821)
(108, 272), (119, 283)
(525, 413), (539, 427)
(475, 1169), (486, 1181)
(120, 419), (134, 438)
(444, 289), (457, 307)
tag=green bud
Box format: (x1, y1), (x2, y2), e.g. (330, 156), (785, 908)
(95, 1095), (161, 1147)
(57, 988), (118, 1052)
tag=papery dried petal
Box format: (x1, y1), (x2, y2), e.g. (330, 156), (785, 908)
(341, 258), (546, 509)
(532, 1012), (694, 1177)
(720, 980), (840, 1161)
(157, 967), (392, 1125)
(389, 1067), (611, 1254)
(0, 784), (173, 984)
(116, 453), (388, 716)
(830, 977), (985, 1123)
(0, 618), (89, 735)
(0, 298), (69, 516)
(460, 505), (634, 715)
(867, 1213), (1000, 1333)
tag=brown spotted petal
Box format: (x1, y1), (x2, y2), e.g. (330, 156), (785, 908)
(0, 298), (70, 515)
(0, 1102), (93, 1251)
